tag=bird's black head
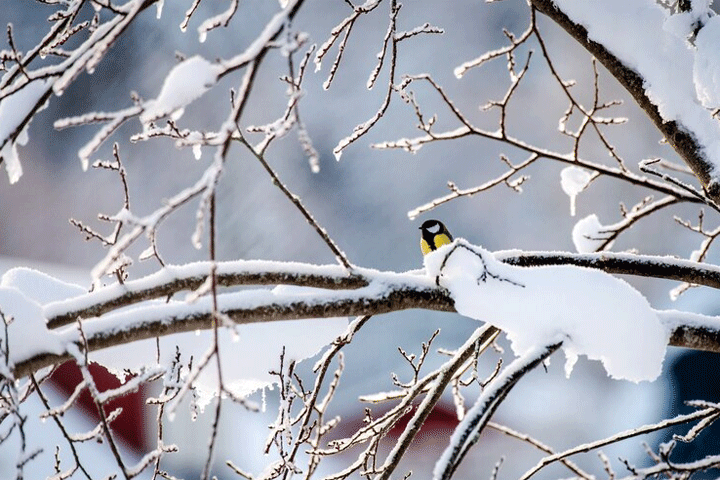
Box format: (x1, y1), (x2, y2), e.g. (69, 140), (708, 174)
(420, 219), (443, 234)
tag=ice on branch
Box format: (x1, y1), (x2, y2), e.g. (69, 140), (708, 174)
(560, 166), (594, 216)
(424, 240), (668, 382)
(0, 78), (53, 183)
(140, 55), (221, 125)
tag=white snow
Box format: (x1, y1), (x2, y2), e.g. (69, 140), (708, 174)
(560, 166), (594, 216)
(554, 0), (720, 173)
(694, 15), (720, 109)
(0, 267), (87, 366)
(0, 287), (64, 366)
(1, 267), (85, 304)
(140, 55), (221, 125)
(572, 213), (610, 253)
(0, 78), (53, 183)
(424, 240), (668, 382)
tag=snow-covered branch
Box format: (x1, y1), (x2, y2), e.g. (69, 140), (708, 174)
(9, 263), (453, 379)
(6, 247), (720, 381)
(434, 341), (563, 480)
(530, 0), (720, 202)
(41, 251), (720, 333)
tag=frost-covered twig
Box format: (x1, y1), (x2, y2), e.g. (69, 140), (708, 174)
(29, 374), (93, 480)
(72, 326), (130, 479)
(593, 195), (681, 252)
(518, 404), (720, 480)
(487, 422), (592, 480)
(408, 153), (538, 220)
(374, 325), (500, 480)
(235, 134), (353, 270)
(535, 26), (627, 169)
(616, 454), (720, 480)
(483, 49), (534, 140)
(374, 74), (704, 223)
(201, 194), (222, 480)
(434, 342), (562, 480)
(453, 7), (534, 79)
(314, 0), (383, 87)
(279, 315), (372, 480)
(332, 0), (399, 160)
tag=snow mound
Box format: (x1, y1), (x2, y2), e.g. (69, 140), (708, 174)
(424, 240), (668, 382)
(572, 214), (611, 253)
(140, 55), (220, 125)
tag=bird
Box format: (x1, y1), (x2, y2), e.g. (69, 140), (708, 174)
(419, 219), (454, 255)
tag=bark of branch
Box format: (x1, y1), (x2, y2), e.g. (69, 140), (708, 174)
(529, 0), (720, 202)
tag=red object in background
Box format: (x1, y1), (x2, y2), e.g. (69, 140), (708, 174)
(50, 361), (148, 453)
(388, 402), (459, 441)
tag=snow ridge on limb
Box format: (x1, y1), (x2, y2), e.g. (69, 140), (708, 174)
(5, 251), (720, 380)
(424, 239), (668, 382)
(530, 0), (720, 201)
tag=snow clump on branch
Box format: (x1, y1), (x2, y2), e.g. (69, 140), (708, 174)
(423, 239), (668, 382)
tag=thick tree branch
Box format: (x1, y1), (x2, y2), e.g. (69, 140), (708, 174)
(11, 251), (720, 380)
(44, 261), (369, 329)
(497, 250), (720, 289)
(44, 252), (720, 331)
(529, 0), (720, 202)
(15, 276), (454, 379)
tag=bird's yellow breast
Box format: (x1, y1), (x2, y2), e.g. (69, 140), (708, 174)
(421, 233), (452, 255)
(433, 233), (452, 249)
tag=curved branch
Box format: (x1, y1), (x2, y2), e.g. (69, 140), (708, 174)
(16, 275), (454, 378)
(529, 0), (720, 202)
(435, 342), (563, 480)
(19, 252), (720, 379)
(44, 261), (370, 329)
(496, 250), (720, 289)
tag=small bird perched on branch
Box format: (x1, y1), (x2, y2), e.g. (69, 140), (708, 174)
(419, 219), (453, 255)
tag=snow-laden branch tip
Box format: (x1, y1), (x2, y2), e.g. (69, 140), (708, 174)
(0, 78), (53, 183)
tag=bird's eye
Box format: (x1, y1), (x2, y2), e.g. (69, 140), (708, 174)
(427, 223), (440, 233)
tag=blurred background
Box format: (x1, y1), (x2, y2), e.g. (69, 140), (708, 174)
(1, 0), (719, 478)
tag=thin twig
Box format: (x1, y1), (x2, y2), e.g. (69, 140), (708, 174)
(235, 132), (353, 270)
